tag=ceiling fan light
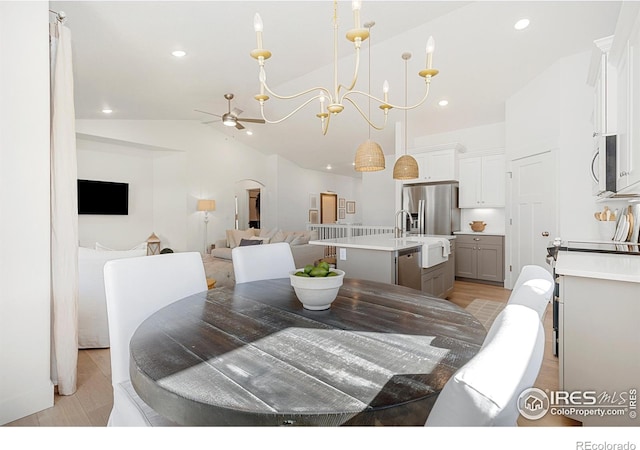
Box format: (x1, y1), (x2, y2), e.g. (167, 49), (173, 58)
(354, 139), (385, 172)
(393, 155), (419, 180)
(222, 113), (236, 127)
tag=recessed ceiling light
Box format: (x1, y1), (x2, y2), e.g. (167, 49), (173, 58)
(326, 164), (332, 170)
(171, 50), (187, 57)
(102, 109), (113, 114)
(438, 100), (449, 107)
(246, 130), (253, 135)
(514, 19), (530, 31)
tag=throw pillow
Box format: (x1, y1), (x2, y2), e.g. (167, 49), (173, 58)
(239, 238), (263, 247)
(249, 236), (270, 244)
(290, 235), (310, 246)
(259, 227), (278, 239)
(227, 229), (256, 248)
(284, 232), (298, 244)
(270, 230), (287, 244)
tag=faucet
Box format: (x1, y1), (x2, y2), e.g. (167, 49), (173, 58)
(395, 209), (414, 238)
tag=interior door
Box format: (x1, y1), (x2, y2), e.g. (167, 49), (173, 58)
(508, 151), (557, 288)
(320, 193), (337, 224)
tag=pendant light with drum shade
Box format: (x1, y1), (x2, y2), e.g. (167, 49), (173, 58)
(354, 22), (385, 172)
(393, 52), (419, 180)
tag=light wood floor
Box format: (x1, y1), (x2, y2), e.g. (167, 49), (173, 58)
(6, 280), (580, 427)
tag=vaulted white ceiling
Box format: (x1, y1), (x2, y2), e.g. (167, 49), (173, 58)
(51, 1), (622, 177)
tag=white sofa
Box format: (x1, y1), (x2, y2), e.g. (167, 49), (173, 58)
(204, 228), (325, 288)
(78, 246), (146, 348)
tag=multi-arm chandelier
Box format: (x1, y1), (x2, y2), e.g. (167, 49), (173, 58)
(250, 0), (439, 136)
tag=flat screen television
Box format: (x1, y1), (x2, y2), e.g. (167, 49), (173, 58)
(77, 179), (129, 215)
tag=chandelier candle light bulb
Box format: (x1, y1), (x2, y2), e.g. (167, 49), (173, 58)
(254, 13), (263, 48)
(426, 36), (435, 69)
(352, 1), (362, 28)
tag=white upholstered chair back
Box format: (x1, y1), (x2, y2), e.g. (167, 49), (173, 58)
(425, 304), (545, 426)
(508, 265), (554, 320)
(232, 242), (296, 284)
(103, 252), (207, 426)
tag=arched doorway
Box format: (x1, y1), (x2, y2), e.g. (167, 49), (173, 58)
(235, 179), (265, 230)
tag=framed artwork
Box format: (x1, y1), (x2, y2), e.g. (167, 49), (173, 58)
(339, 197), (346, 208)
(346, 201), (356, 214)
(338, 208), (346, 220)
(309, 194), (318, 210)
(309, 209), (319, 224)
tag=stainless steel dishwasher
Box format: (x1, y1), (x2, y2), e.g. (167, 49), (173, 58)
(396, 247), (422, 290)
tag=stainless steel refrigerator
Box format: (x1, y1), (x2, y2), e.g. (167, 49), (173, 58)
(401, 181), (460, 235)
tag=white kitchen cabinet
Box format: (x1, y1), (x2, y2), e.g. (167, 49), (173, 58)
(411, 149), (457, 182)
(458, 154), (505, 208)
(612, 6), (640, 193)
(405, 143), (465, 183)
(558, 274), (640, 426)
(555, 251), (640, 426)
(588, 36), (616, 138)
(616, 40), (632, 190)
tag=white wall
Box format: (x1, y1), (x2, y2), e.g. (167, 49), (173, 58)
(361, 157), (396, 226)
(272, 155), (361, 230)
(75, 121), (361, 249)
(506, 51), (602, 241)
(77, 137), (158, 249)
(0, 1), (54, 424)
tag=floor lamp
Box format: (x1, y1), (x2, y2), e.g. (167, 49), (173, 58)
(197, 199), (216, 254)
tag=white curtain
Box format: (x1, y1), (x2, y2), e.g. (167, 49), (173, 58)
(49, 20), (78, 396)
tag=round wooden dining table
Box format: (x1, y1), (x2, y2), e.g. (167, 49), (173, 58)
(129, 278), (486, 426)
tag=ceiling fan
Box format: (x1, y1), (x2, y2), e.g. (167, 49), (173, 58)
(195, 93), (265, 130)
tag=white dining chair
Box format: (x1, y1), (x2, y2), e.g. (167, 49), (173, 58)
(232, 242), (296, 284)
(508, 265), (554, 320)
(103, 252), (207, 426)
(425, 304), (544, 426)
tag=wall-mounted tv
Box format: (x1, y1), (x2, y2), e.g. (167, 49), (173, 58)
(77, 179), (129, 215)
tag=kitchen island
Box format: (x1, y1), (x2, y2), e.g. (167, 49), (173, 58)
(310, 234), (456, 298)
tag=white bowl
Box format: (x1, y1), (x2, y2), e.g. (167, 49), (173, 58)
(289, 269), (345, 310)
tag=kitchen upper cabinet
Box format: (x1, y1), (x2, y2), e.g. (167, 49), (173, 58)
(611, 5), (640, 193)
(406, 143), (465, 183)
(588, 36), (616, 138)
(616, 40), (632, 190)
(458, 154), (505, 208)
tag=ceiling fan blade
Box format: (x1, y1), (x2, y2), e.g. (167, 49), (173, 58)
(194, 109), (222, 118)
(237, 117), (266, 124)
(230, 107), (243, 117)
(235, 121), (245, 130)
(201, 119), (221, 125)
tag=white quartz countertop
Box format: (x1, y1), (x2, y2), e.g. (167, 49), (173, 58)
(555, 252), (640, 283)
(454, 231), (505, 236)
(310, 233), (454, 252)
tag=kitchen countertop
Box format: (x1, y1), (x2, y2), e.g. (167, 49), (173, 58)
(555, 251), (640, 283)
(310, 233), (454, 252)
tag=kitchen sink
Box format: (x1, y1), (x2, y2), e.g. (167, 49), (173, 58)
(407, 237), (449, 268)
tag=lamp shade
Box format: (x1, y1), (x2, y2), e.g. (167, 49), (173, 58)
(354, 139), (385, 172)
(393, 155), (419, 180)
(197, 199), (216, 212)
